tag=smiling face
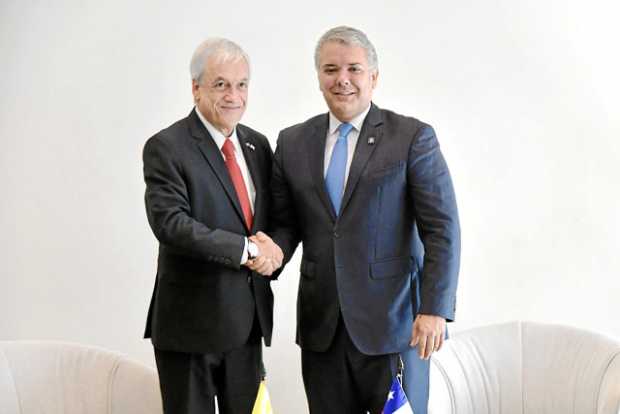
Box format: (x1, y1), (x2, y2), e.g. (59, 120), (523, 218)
(317, 41), (378, 122)
(192, 55), (249, 136)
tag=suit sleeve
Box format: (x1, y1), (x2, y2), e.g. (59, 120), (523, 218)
(269, 133), (301, 267)
(143, 134), (245, 268)
(407, 125), (461, 321)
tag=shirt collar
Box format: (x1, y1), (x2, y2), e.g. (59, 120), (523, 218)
(195, 106), (240, 152)
(328, 104), (372, 135)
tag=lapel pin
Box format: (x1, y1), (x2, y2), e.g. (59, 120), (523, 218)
(368, 137), (375, 145)
(245, 142), (255, 151)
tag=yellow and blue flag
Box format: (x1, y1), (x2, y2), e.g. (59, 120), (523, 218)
(252, 381), (274, 414)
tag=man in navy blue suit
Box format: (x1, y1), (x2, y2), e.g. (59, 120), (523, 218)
(269, 26), (461, 414)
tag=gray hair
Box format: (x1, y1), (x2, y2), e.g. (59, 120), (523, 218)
(190, 38), (250, 84)
(314, 26), (378, 71)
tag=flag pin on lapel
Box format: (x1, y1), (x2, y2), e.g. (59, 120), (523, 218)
(368, 137), (375, 145)
(245, 142), (256, 151)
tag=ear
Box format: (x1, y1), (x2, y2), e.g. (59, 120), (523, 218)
(370, 70), (379, 89)
(191, 79), (200, 102)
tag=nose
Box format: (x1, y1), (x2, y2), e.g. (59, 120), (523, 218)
(224, 89), (238, 102)
(223, 85), (243, 102)
(336, 70), (351, 87)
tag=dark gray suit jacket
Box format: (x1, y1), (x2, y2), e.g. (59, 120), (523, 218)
(270, 103), (460, 355)
(143, 109), (274, 354)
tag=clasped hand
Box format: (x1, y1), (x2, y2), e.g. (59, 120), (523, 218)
(245, 231), (283, 277)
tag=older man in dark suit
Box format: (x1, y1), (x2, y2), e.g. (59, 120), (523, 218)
(142, 38), (282, 414)
(270, 26), (461, 414)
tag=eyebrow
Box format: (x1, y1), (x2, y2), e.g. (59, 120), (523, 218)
(322, 63), (364, 69)
(211, 77), (249, 83)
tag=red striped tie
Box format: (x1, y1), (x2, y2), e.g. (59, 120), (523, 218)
(221, 138), (253, 230)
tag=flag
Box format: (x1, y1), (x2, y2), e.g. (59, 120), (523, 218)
(252, 381), (274, 414)
(382, 377), (414, 414)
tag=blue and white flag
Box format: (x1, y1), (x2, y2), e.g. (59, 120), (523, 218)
(382, 378), (414, 414)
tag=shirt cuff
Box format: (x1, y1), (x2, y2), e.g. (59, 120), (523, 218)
(240, 237), (249, 265)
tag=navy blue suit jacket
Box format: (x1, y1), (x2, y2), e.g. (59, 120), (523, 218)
(270, 103), (460, 355)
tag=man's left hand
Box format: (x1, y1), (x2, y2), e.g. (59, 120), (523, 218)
(410, 314), (446, 360)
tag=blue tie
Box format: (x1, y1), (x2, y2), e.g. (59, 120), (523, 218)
(325, 122), (353, 215)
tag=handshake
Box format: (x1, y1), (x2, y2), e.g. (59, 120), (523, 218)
(244, 231), (283, 277)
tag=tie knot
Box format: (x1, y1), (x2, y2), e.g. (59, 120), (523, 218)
(338, 122), (354, 138)
(221, 138), (235, 159)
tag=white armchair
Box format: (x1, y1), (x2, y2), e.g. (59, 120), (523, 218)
(0, 341), (162, 414)
(428, 321), (620, 414)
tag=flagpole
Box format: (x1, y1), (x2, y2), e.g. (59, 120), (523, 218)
(397, 354), (404, 387)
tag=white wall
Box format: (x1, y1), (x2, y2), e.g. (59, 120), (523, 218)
(2, 1), (619, 412)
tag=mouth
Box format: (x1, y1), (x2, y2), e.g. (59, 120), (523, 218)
(218, 106), (243, 113)
(332, 91), (356, 100)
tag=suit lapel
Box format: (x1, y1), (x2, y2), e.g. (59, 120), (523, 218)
(306, 114), (337, 222)
(339, 104), (384, 216)
(189, 109), (247, 231)
(237, 127), (262, 233)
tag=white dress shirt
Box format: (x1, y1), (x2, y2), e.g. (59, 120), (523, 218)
(323, 104), (372, 188)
